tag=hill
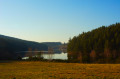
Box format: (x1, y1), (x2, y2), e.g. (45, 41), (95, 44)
(42, 42), (62, 53)
(67, 23), (120, 63)
(42, 42), (62, 47)
(0, 35), (48, 60)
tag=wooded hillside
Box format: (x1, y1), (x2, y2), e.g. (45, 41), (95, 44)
(67, 23), (120, 63)
(0, 35), (48, 60)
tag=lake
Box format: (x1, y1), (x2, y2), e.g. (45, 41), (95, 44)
(22, 52), (68, 60)
(42, 52), (68, 60)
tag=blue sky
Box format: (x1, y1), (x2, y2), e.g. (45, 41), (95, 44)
(0, 0), (120, 43)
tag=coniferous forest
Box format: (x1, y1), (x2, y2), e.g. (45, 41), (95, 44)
(67, 23), (120, 63)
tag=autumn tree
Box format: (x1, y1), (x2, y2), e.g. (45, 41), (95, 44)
(90, 50), (96, 63)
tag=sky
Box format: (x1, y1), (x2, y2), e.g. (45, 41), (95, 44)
(0, 0), (120, 43)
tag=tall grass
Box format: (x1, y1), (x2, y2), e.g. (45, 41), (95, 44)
(0, 61), (120, 79)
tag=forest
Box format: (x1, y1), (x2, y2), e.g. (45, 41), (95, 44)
(67, 23), (120, 63)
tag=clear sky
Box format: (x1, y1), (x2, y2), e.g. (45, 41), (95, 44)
(0, 0), (120, 43)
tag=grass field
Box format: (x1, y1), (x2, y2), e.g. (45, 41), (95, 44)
(0, 61), (120, 79)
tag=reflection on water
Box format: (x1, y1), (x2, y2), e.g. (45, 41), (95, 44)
(22, 52), (68, 60)
(22, 57), (29, 60)
(42, 52), (68, 60)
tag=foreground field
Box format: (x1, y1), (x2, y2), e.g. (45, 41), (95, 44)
(0, 61), (120, 79)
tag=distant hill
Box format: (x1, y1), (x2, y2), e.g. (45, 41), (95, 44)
(42, 42), (62, 47)
(0, 35), (48, 60)
(42, 42), (62, 53)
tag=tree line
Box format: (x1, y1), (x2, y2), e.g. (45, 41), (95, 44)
(67, 23), (120, 63)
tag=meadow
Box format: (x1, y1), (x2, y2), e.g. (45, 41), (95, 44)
(0, 61), (120, 79)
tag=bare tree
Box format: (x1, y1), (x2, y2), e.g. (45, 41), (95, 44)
(90, 50), (96, 63)
(25, 48), (33, 57)
(48, 47), (54, 61)
(78, 52), (82, 63)
(104, 48), (111, 63)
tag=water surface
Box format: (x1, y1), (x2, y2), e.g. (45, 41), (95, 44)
(22, 52), (68, 60)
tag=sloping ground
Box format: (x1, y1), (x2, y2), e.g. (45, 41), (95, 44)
(0, 61), (120, 79)
(0, 34), (48, 60)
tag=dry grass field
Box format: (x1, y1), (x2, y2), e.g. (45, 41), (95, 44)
(0, 61), (120, 79)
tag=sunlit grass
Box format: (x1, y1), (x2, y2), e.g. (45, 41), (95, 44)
(0, 61), (120, 79)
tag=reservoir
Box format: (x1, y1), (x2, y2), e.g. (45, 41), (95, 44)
(42, 52), (67, 60)
(21, 52), (68, 60)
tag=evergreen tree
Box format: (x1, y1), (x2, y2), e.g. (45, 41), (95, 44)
(67, 23), (120, 63)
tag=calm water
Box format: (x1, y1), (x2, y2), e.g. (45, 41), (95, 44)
(42, 52), (68, 60)
(22, 52), (68, 60)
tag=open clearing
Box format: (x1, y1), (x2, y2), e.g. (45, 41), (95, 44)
(0, 61), (120, 79)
